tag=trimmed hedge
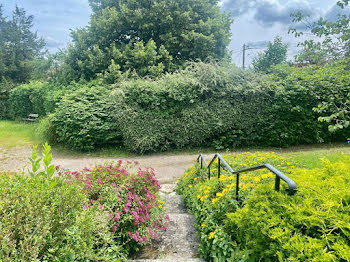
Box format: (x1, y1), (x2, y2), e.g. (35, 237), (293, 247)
(50, 85), (121, 151)
(45, 61), (350, 152)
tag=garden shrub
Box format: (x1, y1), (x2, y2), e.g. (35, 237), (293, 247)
(0, 144), (168, 261)
(59, 160), (169, 255)
(0, 144), (124, 261)
(47, 61), (350, 153)
(8, 81), (48, 119)
(0, 80), (15, 119)
(50, 85), (121, 151)
(177, 152), (350, 261)
(112, 62), (271, 153)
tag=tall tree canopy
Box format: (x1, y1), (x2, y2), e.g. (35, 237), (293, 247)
(252, 36), (288, 73)
(0, 5), (45, 84)
(61, 0), (232, 82)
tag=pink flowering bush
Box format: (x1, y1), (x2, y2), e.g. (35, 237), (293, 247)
(58, 160), (169, 255)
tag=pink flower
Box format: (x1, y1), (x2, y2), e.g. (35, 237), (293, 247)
(97, 178), (103, 185)
(128, 231), (132, 237)
(99, 204), (103, 210)
(113, 226), (117, 232)
(83, 205), (89, 210)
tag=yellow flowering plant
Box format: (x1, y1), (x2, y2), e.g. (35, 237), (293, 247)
(177, 152), (350, 261)
(176, 152), (297, 261)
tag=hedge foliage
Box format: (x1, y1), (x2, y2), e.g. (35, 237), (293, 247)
(8, 60), (350, 152)
(49, 85), (121, 151)
(176, 152), (350, 261)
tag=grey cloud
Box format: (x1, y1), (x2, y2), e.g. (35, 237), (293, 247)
(253, 0), (316, 27)
(246, 40), (269, 48)
(44, 36), (64, 48)
(221, 0), (257, 17)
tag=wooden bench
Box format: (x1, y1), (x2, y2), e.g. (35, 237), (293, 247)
(23, 114), (39, 123)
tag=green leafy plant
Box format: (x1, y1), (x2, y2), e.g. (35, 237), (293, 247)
(29, 143), (55, 179)
(177, 152), (350, 261)
(0, 144), (125, 261)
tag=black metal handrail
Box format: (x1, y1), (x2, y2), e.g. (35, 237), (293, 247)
(197, 153), (297, 198)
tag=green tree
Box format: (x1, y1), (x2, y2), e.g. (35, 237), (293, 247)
(0, 5), (45, 84)
(290, 0), (350, 65)
(61, 0), (232, 82)
(252, 36), (288, 73)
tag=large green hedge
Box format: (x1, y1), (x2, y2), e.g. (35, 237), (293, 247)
(42, 61), (350, 152)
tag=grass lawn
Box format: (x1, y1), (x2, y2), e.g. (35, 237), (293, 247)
(0, 121), (40, 147)
(281, 144), (350, 169)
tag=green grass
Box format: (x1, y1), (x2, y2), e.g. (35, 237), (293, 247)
(0, 121), (40, 147)
(280, 145), (350, 168)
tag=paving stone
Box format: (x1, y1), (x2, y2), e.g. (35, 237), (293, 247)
(130, 184), (203, 261)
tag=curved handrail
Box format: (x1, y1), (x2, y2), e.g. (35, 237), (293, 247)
(197, 153), (297, 197)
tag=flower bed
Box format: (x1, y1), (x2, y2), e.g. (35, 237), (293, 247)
(177, 152), (350, 261)
(0, 144), (168, 261)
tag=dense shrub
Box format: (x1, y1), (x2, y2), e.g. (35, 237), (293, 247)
(50, 85), (121, 151)
(177, 152), (350, 261)
(0, 144), (168, 261)
(59, 160), (169, 255)
(46, 61), (350, 153)
(8, 81), (47, 119)
(0, 145), (124, 261)
(112, 62), (270, 153)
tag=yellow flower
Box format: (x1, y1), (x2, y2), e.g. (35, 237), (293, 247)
(253, 177), (261, 183)
(197, 194), (201, 199)
(188, 185), (192, 188)
(209, 232), (215, 239)
(216, 192), (224, 197)
(201, 223), (207, 228)
(212, 198), (219, 205)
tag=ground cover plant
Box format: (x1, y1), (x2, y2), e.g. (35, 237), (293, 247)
(177, 152), (350, 261)
(0, 144), (168, 261)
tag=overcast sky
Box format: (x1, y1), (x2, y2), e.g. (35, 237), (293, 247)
(1, 0), (349, 67)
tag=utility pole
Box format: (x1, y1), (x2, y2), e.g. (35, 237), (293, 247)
(242, 43), (265, 69)
(242, 44), (246, 70)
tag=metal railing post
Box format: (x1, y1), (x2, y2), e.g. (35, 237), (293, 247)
(275, 176), (281, 192)
(236, 173), (240, 200)
(218, 158), (221, 179)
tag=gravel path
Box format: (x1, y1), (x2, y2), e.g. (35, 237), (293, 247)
(0, 145), (213, 183)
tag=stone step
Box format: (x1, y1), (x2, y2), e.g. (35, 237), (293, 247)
(159, 192), (187, 214)
(131, 213), (200, 260)
(160, 184), (177, 194)
(131, 258), (205, 262)
(130, 184), (203, 262)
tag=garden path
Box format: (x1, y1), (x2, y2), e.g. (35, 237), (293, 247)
(0, 145), (212, 183)
(130, 184), (204, 262)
